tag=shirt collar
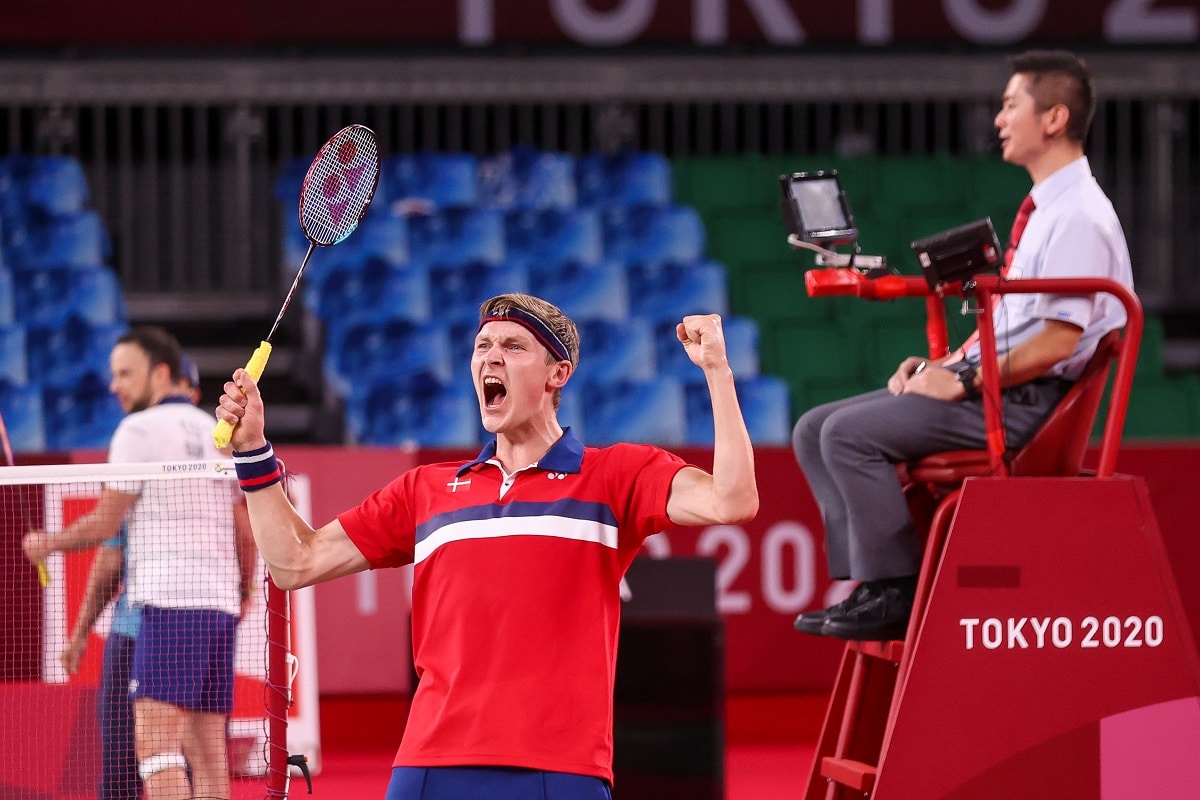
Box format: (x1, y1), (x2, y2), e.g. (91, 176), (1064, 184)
(1030, 155), (1090, 211)
(155, 395), (193, 406)
(456, 426), (584, 476)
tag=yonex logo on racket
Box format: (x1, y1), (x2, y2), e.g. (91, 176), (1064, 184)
(302, 125), (380, 247)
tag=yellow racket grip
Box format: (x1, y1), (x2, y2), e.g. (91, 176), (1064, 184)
(37, 562), (49, 588)
(212, 341), (273, 449)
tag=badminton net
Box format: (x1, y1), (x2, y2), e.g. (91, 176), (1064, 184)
(0, 460), (288, 800)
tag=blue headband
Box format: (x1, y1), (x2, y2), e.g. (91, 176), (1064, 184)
(479, 307), (571, 363)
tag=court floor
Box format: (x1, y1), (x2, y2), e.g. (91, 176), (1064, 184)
(302, 693), (824, 799)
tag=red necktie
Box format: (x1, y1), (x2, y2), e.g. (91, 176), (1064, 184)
(1003, 194), (1037, 275)
(957, 194), (1036, 357)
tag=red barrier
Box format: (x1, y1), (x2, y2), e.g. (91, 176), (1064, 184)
(263, 442), (1200, 696)
(874, 476), (1200, 798)
(0, 683), (99, 796)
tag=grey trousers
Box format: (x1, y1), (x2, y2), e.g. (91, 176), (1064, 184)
(792, 381), (1070, 581)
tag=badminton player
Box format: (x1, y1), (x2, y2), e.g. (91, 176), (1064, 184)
(56, 352), (224, 800)
(24, 328), (256, 800)
(216, 293), (759, 800)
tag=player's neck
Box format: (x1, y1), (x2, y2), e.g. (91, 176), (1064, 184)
(494, 419), (564, 472)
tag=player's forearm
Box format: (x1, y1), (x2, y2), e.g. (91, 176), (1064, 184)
(57, 511), (123, 552)
(243, 485), (322, 586)
(243, 487), (369, 590)
(71, 549), (122, 639)
(234, 500), (259, 600)
(704, 365), (759, 524)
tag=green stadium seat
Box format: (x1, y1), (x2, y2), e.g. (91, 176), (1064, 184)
(1120, 374), (1200, 439)
(793, 378), (881, 416)
(874, 155), (966, 214)
(764, 320), (867, 386)
(673, 156), (759, 214)
(866, 321), (931, 385)
(966, 155), (1032, 226)
(1137, 315), (1166, 377)
(728, 263), (825, 325)
(706, 212), (791, 267)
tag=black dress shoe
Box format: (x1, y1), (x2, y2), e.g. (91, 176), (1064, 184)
(793, 583), (871, 636)
(822, 580), (915, 642)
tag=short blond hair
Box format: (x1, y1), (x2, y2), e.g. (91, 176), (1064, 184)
(478, 293), (580, 368)
(478, 293), (579, 411)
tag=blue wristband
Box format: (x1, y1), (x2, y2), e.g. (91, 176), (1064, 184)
(232, 442), (282, 492)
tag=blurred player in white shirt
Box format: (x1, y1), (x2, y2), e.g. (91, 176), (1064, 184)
(24, 327), (255, 800)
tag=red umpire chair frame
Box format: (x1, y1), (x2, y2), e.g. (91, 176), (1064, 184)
(800, 271), (1200, 799)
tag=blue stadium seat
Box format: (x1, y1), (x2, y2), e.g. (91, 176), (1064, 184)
(26, 319), (126, 392)
(429, 261), (530, 325)
(505, 208), (602, 266)
(19, 211), (111, 270)
(0, 267), (14, 326)
(0, 325), (28, 388)
(324, 316), (453, 399)
(724, 315), (762, 378)
(299, 245), (366, 310)
(655, 314), (759, 385)
(583, 377), (687, 446)
(353, 211), (410, 267)
(14, 265), (128, 327)
(527, 260), (629, 324)
(24, 157), (91, 218)
(572, 318), (656, 386)
(627, 260), (729, 323)
(273, 156), (310, 206)
(309, 257), (430, 323)
(286, 205), (408, 281)
(43, 373), (125, 451)
(576, 152), (673, 208)
(71, 268), (127, 326)
(603, 205), (705, 265)
(685, 375), (792, 446)
(344, 380), (480, 447)
(382, 152), (478, 209)
(0, 383), (46, 453)
(446, 318), (481, 368)
(408, 208), (505, 268)
(477, 148), (576, 211)
(557, 389), (587, 443)
(281, 218), (314, 275)
(0, 155), (33, 225)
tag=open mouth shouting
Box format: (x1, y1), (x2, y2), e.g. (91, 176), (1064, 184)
(483, 375), (507, 410)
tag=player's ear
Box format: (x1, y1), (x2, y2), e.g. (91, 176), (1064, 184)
(548, 360), (572, 390)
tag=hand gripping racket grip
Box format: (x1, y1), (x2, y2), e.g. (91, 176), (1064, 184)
(212, 341), (273, 449)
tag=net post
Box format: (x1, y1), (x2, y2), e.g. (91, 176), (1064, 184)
(265, 578), (292, 798)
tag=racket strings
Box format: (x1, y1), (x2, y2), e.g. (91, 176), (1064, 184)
(300, 126), (379, 247)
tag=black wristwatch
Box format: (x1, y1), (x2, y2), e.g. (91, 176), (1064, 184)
(955, 364), (981, 400)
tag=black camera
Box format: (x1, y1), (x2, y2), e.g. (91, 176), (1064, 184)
(911, 218), (1002, 290)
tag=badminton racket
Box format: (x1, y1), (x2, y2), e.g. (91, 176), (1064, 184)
(0, 410), (49, 586)
(213, 124), (381, 448)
